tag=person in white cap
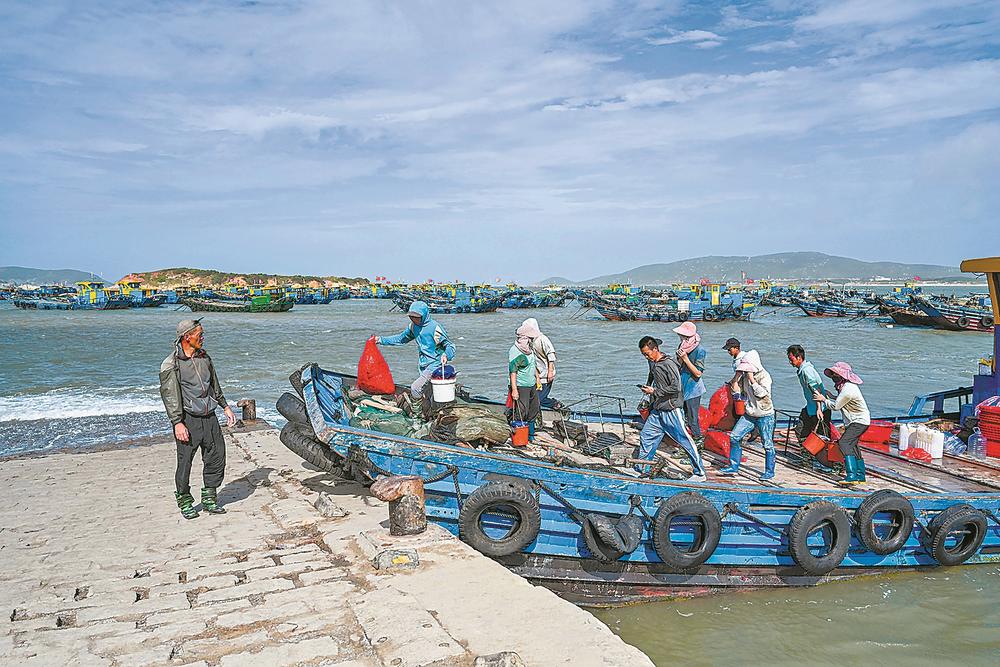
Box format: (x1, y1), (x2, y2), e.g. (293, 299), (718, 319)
(517, 318), (558, 409)
(159, 319), (236, 519)
(673, 321), (706, 443)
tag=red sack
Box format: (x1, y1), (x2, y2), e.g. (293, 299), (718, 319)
(703, 429), (747, 462)
(707, 386), (737, 431)
(357, 337), (396, 395)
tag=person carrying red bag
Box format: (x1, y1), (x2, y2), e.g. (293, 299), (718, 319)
(374, 301), (456, 400)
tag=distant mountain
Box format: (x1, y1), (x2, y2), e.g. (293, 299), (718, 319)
(130, 267), (368, 288)
(0, 266), (106, 285)
(539, 252), (964, 285)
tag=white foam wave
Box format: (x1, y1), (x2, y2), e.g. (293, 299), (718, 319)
(0, 388), (164, 422)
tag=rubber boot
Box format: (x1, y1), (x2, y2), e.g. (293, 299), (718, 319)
(201, 487), (226, 514)
(838, 456), (861, 486)
(175, 491), (199, 519)
(718, 441), (742, 475)
(856, 458), (867, 483)
(528, 420), (535, 443)
(760, 449), (776, 481)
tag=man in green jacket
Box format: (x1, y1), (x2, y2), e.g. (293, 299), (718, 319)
(159, 319), (236, 519)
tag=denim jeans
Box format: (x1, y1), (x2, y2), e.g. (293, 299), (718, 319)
(638, 408), (704, 475)
(729, 413), (776, 454)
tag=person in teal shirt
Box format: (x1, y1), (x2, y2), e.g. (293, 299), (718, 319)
(509, 330), (540, 442)
(787, 344), (833, 469)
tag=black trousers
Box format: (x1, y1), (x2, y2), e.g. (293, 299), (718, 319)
(512, 385), (540, 424)
(683, 396), (702, 439)
(838, 422), (868, 459)
(795, 407), (833, 441)
(175, 413), (226, 495)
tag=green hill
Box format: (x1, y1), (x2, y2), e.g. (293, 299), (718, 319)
(0, 266), (106, 285)
(129, 267), (369, 288)
(540, 252), (965, 285)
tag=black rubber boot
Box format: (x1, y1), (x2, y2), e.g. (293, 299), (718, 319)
(201, 487), (226, 514)
(175, 491), (199, 519)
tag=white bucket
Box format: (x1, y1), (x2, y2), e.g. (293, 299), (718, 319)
(430, 377), (456, 403)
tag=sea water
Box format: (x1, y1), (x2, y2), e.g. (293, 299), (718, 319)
(1, 297), (998, 663)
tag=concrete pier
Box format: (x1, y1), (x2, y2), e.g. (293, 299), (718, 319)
(0, 427), (652, 666)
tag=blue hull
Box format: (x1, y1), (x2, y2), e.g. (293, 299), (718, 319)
(291, 365), (1000, 604)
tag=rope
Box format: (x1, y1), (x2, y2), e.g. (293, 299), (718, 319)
(721, 502), (784, 535)
(534, 480), (585, 524)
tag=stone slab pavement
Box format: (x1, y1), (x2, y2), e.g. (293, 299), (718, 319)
(0, 426), (653, 666)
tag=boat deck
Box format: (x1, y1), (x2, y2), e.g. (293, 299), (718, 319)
(501, 419), (1000, 496)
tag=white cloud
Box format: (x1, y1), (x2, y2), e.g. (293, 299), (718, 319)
(648, 29), (725, 47)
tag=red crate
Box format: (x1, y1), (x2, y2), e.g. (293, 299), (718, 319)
(987, 439), (1000, 458)
(979, 421), (1000, 441)
(860, 420), (894, 445)
(980, 405), (1000, 418)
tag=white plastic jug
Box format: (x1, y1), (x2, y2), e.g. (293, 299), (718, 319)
(897, 424), (911, 451)
(929, 430), (944, 459)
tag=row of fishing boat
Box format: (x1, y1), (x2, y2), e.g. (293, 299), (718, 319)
(274, 256), (1000, 606)
(784, 284), (994, 333)
(574, 283), (759, 322)
(9, 280), (165, 310)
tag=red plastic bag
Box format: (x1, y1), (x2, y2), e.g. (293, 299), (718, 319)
(357, 337), (396, 395)
(707, 385), (736, 431)
(703, 429), (747, 462)
(903, 447), (932, 462)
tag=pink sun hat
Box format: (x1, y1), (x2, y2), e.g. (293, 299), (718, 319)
(671, 321), (698, 337)
(824, 361), (863, 384)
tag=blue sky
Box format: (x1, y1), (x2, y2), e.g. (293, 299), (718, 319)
(1, 1), (998, 283)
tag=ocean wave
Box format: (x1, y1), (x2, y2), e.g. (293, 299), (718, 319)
(0, 387), (164, 422)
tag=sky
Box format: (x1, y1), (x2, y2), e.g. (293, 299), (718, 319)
(1, 0), (999, 283)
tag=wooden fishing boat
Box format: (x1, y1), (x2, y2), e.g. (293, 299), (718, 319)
(390, 292), (501, 314)
(181, 296), (294, 313)
(274, 257), (1000, 606)
(911, 295), (993, 333)
(13, 298), (76, 310)
(792, 296), (874, 318)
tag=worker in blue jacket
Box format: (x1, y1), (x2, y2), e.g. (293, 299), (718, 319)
(376, 301), (456, 399)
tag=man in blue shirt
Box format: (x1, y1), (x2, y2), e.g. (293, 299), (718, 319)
(787, 345), (833, 467)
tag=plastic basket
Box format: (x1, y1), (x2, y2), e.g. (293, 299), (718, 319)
(860, 420), (894, 445)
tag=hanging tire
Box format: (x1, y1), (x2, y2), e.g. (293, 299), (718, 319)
(276, 392), (313, 431)
(702, 311), (717, 322)
(787, 501), (851, 575)
(678, 311), (689, 322)
(459, 482), (541, 558)
(815, 306), (825, 316)
(954, 316), (969, 329)
(652, 492), (721, 571)
(854, 490), (914, 555)
(666, 312), (677, 322)
(921, 504), (987, 566)
(278, 424), (344, 475)
(980, 316), (993, 329)
(583, 514), (626, 562)
(581, 513), (644, 562)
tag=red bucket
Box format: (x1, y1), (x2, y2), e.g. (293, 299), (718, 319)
(511, 422), (530, 447)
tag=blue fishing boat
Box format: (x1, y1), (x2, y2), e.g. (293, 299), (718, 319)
(274, 257), (1000, 606)
(911, 294), (993, 333)
(792, 295), (874, 318)
(391, 290), (502, 314)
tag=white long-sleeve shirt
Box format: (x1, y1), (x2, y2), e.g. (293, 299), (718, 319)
(822, 382), (871, 426)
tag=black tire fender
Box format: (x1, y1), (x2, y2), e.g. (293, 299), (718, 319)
(921, 504), (987, 566)
(854, 490), (914, 555)
(458, 482), (541, 558)
(276, 392), (313, 432)
(980, 316), (993, 329)
(702, 310), (717, 322)
(955, 316), (969, 329)
(666, 312), (677, 322)
(652, 492), (722, 571)
(787, 500), (851, 575)
(815, 306), (825, 315)
(677, 311), (689, 322)
(583, 514), (627, 562)
(278, 424), (345, 475)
